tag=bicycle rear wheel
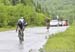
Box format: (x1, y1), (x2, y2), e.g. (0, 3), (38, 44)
(18, 30), (24, 44)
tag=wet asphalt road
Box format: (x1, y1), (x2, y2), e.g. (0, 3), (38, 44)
(0, 26), (69, 52)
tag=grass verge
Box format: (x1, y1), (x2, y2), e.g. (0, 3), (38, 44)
(0, 26), (15, 32)
(0, 25), (42, 32)
(44, 26), (75, 52)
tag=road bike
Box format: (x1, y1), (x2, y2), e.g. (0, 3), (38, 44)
(18, 29), (24, 44)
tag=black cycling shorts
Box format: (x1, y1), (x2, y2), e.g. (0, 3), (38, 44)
(18, 23), (23, 30)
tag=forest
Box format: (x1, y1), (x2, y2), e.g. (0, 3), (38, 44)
(0, 0), (75, 27)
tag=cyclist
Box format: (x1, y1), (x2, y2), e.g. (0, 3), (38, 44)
(45, 17), (50, 32)
(16, 17), (26, 42)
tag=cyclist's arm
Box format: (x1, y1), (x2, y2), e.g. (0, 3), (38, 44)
(16, 23), (18, 32)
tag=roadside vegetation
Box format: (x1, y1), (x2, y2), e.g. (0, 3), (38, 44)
(44, 25), (75, 52)
(0, 0), (75, 28)
(0, 26), (15, 32)
(0, 0), (46, 28)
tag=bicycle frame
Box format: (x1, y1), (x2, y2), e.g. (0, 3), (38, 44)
(18, 29), (24, 44)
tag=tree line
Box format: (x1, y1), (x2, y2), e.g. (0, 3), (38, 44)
(0, 0), (46, 27)
(0, 0), (75, 27)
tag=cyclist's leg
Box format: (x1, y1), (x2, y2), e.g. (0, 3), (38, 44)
(19, 25), (24, 42)
(18, 30), (21, 44)
(21, 29), (24, 41)
(18, 29), (23, 44)
(18, 25), (24, 44)
(47, 23), (50, 32)
(21, 25), (24, 41)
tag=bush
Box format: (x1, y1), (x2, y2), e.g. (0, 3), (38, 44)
(0, 4), (46, 27)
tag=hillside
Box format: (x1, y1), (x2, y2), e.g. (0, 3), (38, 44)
(33, 0), (75, 17)
(0, 0), (75, 27)
(0, 0), (45, 27)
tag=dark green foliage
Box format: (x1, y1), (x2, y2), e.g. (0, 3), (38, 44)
(0, 3), (45, 27)
(0, 0), (75, 27)
(33, 0), (75, 25)
(11, 0), (19, 5)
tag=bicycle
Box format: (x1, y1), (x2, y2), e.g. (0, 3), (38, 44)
(18, 29), (24, 44)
